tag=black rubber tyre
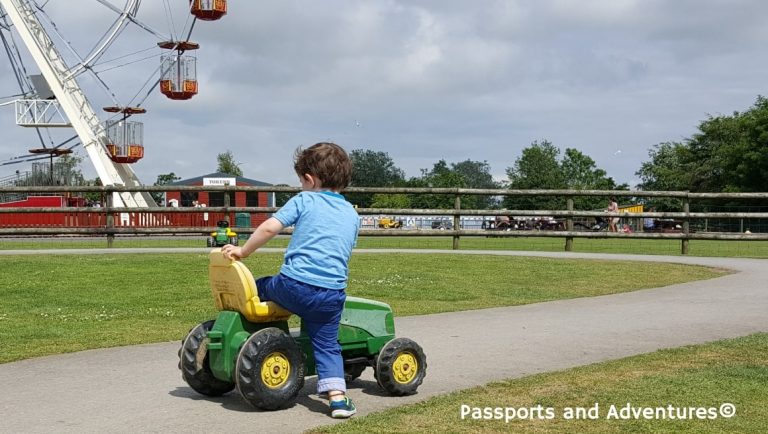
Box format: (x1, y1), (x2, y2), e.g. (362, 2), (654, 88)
(206, 237), (215, 247)
(178, 320), (235, 396)
(235, 328), (305, 410)
(375, 337), (427, 396)
(344, 363), (367, 383)
(229, 236), (238, 246)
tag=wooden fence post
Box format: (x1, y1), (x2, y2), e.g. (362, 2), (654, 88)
(224, 186), (231, 225)
(105, 190), (114, 248)
(453, 193), (461, 250)
(565, 197), (574, 251)
(681, 195), (690, 255)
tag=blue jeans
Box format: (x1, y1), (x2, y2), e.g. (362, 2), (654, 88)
(255, 273), (347, 393)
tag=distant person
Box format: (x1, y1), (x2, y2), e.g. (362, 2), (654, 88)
(200, 202), (209, 224)
(192, 200), (203, 225)
(495, 215), (511, 230)
(607, 196), (619, 232)
(643, 207), (656, 231)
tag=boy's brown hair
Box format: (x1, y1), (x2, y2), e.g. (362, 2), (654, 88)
(294, 142), (352, 190)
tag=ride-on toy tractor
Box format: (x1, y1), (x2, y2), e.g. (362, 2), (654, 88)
(178, 249), (427, 410)
(207, 220), (238, 247)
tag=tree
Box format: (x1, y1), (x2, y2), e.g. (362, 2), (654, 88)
(16, 153), (87, 187)
(273, 183), (296, 207)
(403, 159), (502, 209)
(53, 154), (87, 186)
(155, 172), (181, 185)
(636, 96), (768, 195)
(348, 149), (405, 207)
(370, 193), (411, 209)
(635, 142), (692, 192)
(152, 172), (181, 204)
(687, 96), (768, 193)
(216, 150), (243, 177)
(407, 160), (466, 209)
(560, 148), (623, 209)
(506, 140), (564, 189)
(84, 177), (103, 204)
(450, 159), (501, 209)
(504, 140), (565, 209)
(504, 141), (624, 210)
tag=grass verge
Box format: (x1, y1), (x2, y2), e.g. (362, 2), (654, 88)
(0, 252), (725, 363)
(311, 333), (768, 434)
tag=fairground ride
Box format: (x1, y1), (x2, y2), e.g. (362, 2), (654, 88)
(0, 0), (227, 207)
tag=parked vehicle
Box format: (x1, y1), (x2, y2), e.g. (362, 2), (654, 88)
(207, 220), (238, 247)
(431, 219), (453, 230)
(378, 217), (403, 229)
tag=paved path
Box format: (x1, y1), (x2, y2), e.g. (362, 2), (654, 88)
(1, 250), (766, 433)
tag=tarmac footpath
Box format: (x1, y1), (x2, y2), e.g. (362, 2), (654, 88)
(0, 250), (766, 433)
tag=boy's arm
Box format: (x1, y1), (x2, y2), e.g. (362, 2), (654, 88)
(221, 217), (284, 260)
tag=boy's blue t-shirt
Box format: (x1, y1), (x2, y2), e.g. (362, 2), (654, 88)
(273, 191), (359, 290)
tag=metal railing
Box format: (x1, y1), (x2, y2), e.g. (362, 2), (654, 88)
(1, 185), (767, 253)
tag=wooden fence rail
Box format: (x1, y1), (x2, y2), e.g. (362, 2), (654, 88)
(1, 186), (767, 253)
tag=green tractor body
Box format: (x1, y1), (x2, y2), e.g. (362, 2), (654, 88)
(205, 297), (395, 382)
(178, 250), (426, 410)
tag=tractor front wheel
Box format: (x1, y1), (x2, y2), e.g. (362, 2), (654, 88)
(235, 328), (305, 410)
(375, 338), (427, 396)
(178, 320), (235, 396)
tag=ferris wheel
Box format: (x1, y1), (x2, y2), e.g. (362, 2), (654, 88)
(0, 0), (227, 207)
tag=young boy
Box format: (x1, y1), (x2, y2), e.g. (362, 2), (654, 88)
(221, 142), (359, 418)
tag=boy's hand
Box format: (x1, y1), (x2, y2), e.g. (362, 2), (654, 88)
(221, 244), (244, 261)
(219, 217), (282, 262)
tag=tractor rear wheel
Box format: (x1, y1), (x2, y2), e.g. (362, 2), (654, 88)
(375, 337), (427, 396)
(178, 320), (235, 396)
(235, 328), (305, 410)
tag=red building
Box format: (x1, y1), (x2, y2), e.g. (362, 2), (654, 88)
(0, 173), (274, 229)
(0, 195), (87, 226)
(165, 172), (274, 227)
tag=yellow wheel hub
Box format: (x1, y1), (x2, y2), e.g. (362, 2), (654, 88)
(261, 352), (291, 388)
(393, 351), (419, 384)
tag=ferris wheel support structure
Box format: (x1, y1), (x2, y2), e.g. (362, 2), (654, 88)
(0, 0), (155, 207)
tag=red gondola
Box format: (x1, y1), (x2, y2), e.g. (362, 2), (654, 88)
(190, 0), (227, 21)
(158, 41), (199, 100)
(103, 107), (145, 163)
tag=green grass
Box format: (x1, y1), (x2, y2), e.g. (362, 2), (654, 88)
(2, 235), (767, 258)
(311, 333), (768, 434)
(0, 252), (725, 363)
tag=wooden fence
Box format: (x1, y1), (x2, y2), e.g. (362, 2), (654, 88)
(1, 185), (767, 253)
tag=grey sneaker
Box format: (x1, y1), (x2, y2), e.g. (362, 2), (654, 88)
(330, 396), (357, 418)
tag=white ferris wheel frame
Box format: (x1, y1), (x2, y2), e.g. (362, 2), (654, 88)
(0, 0), (164, 207)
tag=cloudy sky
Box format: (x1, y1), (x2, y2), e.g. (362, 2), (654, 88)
(1, 0), (767, 188)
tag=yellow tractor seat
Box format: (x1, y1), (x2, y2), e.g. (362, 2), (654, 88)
(208, 249), (292, 322)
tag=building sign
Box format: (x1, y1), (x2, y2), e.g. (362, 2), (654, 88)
(203, 177), (236, 186)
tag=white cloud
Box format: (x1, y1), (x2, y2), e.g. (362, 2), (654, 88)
(2, 0), (768, 188)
